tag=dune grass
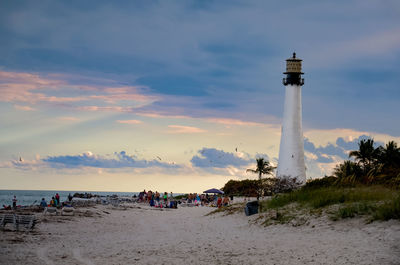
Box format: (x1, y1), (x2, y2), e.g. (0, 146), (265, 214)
(260, 185), (399, 222)
(263, 186), (394, 209)
(207, 186), (399, 225)
(373, 195), (400, 221)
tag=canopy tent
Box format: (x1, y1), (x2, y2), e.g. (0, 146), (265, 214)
(203, 188), (224, 194)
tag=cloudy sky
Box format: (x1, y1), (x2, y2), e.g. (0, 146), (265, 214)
(1, 0), (400, 192)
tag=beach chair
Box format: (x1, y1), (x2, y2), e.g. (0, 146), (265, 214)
(43, 207), (58, 216)
(61, 207), (75, 216)
(110, 199), (119, 207)
(0, 213), (16, 230)
(15, 214), (37, 230)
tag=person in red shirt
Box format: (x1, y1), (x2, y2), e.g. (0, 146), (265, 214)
(55, 193), (60, 206)
(217, 196), (222, 208)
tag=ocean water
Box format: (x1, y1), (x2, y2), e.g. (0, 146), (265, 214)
(0, 190), (139, 207)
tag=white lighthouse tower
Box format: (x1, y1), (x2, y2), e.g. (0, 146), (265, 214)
(277, 52), (306, 183)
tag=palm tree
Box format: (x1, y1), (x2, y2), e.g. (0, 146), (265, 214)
(379, 141), (400, 168)
(246, 158), (276, 201)
(349, 138), (379, 174)
(333, 160), (361, 184)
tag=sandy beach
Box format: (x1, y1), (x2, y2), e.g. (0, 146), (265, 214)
(1, 202), (400, 265)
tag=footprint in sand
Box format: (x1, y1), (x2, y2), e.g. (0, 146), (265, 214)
(73, 248), (95, 265)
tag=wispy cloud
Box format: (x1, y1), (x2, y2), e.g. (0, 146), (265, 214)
(205, 118), (264, 126)
(58, 116), (79, 122)
(0, 70), (157, 111)
(136, 112), (191, 119)
(167, 125), (206, 134)
(116, 119), (142, 124)
(14, 105), (35, 111)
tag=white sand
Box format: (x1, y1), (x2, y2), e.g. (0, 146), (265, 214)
(1, 203), (399, 265)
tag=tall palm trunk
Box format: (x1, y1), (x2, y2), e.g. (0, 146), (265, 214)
(258, 171), (262, 211)
(257, 171), (261, 201)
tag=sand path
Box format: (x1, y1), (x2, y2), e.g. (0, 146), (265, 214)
(0, 204), (399, 264)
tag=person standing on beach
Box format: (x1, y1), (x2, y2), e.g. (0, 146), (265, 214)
(55, 193), (60, 205)
(163, 192), (168, 205)
(12, 195), (17, 209)
(217, 196), (222, 208)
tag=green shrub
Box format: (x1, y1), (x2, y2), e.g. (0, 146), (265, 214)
(262, 186), (395, 211)
(304, 176), (337, 189)
(373, 195), (400, 221)
(335, 202), (376, 219)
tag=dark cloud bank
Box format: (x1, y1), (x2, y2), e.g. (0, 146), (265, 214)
(304, 134), (384, 163)
(43, 151), (178, 169)
(31, 135), (382, 171)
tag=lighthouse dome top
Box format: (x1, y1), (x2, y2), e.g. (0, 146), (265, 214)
(284, 52), (303, 74)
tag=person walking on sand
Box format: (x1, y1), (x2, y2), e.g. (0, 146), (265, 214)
(12, 195), (17, 209)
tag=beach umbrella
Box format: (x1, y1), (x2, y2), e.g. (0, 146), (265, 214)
(203, 188), (224, 194)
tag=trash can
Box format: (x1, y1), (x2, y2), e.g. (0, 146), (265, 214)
(244, 200), (259, 216)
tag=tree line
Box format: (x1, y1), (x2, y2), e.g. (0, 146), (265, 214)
(222, 138), (400, 196)
(333, 138), (400, 187)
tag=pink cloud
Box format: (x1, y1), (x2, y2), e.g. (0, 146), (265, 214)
(116, 119), (143, 124)
(167, 125), (206, 134)
(58, 116), (80, 122)
(0, 71), (156, 109)
(14, 105), (35, 111)
(0, 71), (65, 87)
(137, 112), (190, 119)
(78, 106), (134, 112)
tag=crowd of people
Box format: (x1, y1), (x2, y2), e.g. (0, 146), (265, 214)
(42, 193), (73, 208)
(137, 191), (177, 208)
(3, 191), (231, 211)
(137, 190), (231, 208)
(2, 193), (75, 210)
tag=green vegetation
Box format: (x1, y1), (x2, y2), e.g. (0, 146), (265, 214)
(260, 185), (399, 222)
(333, 139), (400, 187)
(174, 194), (188, 200)
(263, 186), (395, 209)
(246, 158), (276, 201)
(373, 194), (400, 221)
(216, 137), (400, 224)
(221, 179), (259, 197)
(333, 202), (376, 220)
